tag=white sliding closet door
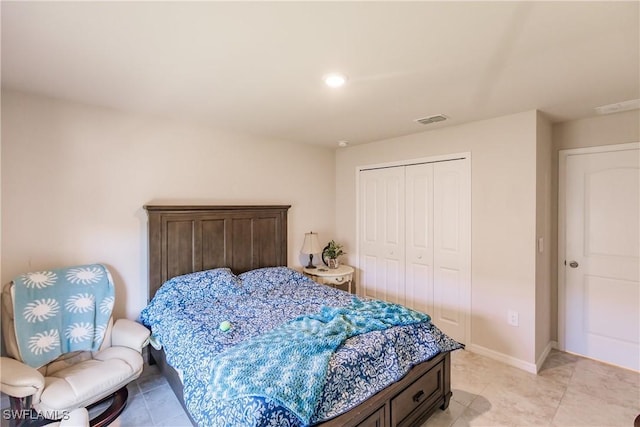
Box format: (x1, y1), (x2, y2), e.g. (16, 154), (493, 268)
(359, 157), (470, 344)
(359, 167), (406, 304)
(432, 160), (470, 343)
(405, 163), (434, 316)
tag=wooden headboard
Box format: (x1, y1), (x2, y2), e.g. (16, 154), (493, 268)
(145, 204), (290, 300)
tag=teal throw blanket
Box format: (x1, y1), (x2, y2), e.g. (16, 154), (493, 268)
(208, 298), (430, 425)
(12, 264), (115, 368)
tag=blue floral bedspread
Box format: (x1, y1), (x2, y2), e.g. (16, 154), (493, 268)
(140, 267), (462, 427)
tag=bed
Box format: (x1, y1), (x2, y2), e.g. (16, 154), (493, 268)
(141, 204), (460, 427)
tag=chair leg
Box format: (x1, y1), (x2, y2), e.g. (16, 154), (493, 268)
(88, 387), (128, 427)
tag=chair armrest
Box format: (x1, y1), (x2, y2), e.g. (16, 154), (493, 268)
(111, 319), (150, 352)
(0, 357), (45, 398)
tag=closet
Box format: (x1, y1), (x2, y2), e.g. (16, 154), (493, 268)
(358, 157), (470, 343)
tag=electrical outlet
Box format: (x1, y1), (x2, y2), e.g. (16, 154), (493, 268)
(508, 310), (519, 327)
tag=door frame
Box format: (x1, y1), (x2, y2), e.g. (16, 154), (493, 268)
(557, 142), (640, 352)
(355, 152), (471, 345)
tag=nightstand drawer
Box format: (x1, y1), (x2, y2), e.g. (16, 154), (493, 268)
(303, 265), (354, 293)
(318, 274), (352, 287)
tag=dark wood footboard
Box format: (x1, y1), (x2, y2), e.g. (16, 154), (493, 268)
(150, 346), (451, 427)
(319, 351), (451, 427)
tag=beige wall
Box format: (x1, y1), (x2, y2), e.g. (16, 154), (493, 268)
(336, 110), (541, 365)
(535, 112), (553, 363)
(1, 90), (337, 319)
(550, 110), (640, 341)
(4, 87), (635, 366)
(553, 110), (640, 151)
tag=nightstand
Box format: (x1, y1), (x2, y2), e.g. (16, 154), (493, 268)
(303, 265), (354, 293)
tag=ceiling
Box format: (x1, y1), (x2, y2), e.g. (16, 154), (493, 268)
(2, 1), (638, 147)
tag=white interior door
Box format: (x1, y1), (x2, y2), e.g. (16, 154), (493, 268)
(564, 146), (640, 370)
(359, 167), (406, 304)
(433, 159), (471, 343)
(405, 163), (434, 316)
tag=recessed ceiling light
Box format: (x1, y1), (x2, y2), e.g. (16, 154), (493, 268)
(324, 73), (347, 88)
(338, 140), (349, 147)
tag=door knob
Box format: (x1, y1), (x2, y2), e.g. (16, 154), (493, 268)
(569, 261), (579, 268)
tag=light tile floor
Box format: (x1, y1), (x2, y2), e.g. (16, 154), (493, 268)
(3, 349), (639, 426)
(426, 349), (639, 427)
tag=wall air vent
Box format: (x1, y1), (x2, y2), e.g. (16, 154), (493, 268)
(414, 114), (448, 125)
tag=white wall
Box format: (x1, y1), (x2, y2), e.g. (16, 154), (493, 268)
(336, 110), (540, 365)
(1, 90), (337, 319)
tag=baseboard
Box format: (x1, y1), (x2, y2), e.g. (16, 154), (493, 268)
(466, 343), (538, 374)
(535, 341), (557, 373)
(466, 341), (559, 374)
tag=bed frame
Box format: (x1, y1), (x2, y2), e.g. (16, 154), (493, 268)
(144, 204), (452, 427)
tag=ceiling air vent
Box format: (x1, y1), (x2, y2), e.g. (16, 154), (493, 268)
(414, 114), (448, 125)
(594, 99), (640, 115)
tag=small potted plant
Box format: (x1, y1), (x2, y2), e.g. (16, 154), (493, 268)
(323, 240), (346, 269)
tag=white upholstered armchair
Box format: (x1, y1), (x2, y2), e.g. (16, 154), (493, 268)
(0, 265), (150, 427)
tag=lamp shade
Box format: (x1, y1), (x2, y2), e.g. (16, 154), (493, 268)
(301, 232), (321, 254)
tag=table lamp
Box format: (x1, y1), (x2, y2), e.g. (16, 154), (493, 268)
(301, 231), (321, 269)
